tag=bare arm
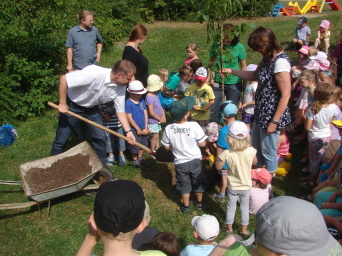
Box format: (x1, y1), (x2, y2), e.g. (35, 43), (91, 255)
(208, 235), (243, 256)
(202, 99), (215, 112)
(58, 75), (69, 114)
(305, 119), (313, 131)
(66, 48), (73, 72)
(199, 140), (207, 147)
(222, 62), (261, 82)
(96, 43), (103, 63)
(116, 111), (136, 144)
(266, 71), (291, 135)
(76, 215), (100, 256)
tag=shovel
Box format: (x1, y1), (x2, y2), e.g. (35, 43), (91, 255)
(48, 102), (175, 162)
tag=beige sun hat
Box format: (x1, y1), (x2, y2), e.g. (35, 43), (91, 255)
(146, 74), (163, 92)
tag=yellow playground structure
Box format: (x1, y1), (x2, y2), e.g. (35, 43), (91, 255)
(270, 0), (341, 17)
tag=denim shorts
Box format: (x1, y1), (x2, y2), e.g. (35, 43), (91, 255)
(175, 159), (208, 194)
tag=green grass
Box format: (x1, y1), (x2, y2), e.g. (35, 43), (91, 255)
(1, 11), (342, 255)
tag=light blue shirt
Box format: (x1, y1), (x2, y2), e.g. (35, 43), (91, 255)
(181, 244), (216, 256)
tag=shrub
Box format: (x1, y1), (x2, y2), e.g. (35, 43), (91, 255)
(241, 0), (278, 17)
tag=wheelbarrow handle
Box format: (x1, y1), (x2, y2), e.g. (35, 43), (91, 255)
(47, 102), (153, 154)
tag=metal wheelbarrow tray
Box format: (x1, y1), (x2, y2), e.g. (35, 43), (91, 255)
(0, 141), (112, 210)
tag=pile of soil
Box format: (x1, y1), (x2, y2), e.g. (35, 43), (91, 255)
(25, 154), (93, 194)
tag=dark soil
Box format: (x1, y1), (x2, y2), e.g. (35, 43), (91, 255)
(25, 154), (92, 194)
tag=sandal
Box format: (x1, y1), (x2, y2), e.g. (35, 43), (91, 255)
(222, 226), (234, 235)
(239, 230), (250, 240)
(301, 194), (313, 202)
(300, 181), (317, 189)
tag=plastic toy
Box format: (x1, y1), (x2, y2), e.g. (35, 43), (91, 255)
(276, 153), (292, 176)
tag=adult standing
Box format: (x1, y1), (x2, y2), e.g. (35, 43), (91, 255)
(209, 23), (247, 122)
(223, 26), (291, 175)
(50, 60), (136, 165)
(66, 10), (103, 72)
(122, 24), (149, 88)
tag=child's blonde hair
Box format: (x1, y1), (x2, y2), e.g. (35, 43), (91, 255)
(299, 69), (318, 84)
(227, 135), (251, 151)
(186, 43), (200, 51)
(308, 46), (319, 57)
(333, 86), (342, 107)
(98, 227), (137, 241)
(311, 83), (335, 114)
(158, 68), (169, 83)
(318, 70), (335, 86)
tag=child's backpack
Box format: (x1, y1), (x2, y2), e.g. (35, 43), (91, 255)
(0, 122), (18, 149)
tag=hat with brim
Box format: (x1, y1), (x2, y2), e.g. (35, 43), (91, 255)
(332, 120), (342, 129)
(298, 16), (307, 25)
(319, 20), (330, 30)
(238, 196), (342, 256)
(170, 96), (195, 121)
(194, 67), (208, 82)
(304, 60), (321, 71)
(146, 74), (163, 92)
(127, 80), (147, 94)
(298, 45), (309, 55)
(310, 51), (328, 60)
(317, 57), (330, 71)
(228, 121), (249, 140)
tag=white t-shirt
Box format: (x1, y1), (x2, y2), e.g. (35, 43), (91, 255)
(274, 58), (291, 73)
(306, 104), (339, 141)
(219, 147), (257, 190)
(242, 82), (258, 114)
(161, 121), (207, 165)
(66, 65), (126, 112)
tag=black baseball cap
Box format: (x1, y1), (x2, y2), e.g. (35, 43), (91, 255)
(94, 180), (145, 236)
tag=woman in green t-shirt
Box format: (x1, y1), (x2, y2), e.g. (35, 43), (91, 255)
(209, 23), (247, 122)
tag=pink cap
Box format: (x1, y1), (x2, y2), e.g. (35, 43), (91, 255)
(298, 46), (309, 56)
(251, 168), (272, 185)
(319, 20), (330, 30)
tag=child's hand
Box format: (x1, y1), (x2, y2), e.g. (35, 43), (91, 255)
(141, 128), (149, 135)
(160, 116), (166, 123)
(193, 105), (199, 111)
(137, 129), (143, 135)
(328, 193), (337, 203)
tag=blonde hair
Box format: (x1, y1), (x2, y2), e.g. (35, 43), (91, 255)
(98, 227), (137, 241)
(78, 10), (92, 22)
(158, 68), (169, 83)
(311, 83), (335, 114)
(186, 43), (200, 51)
(333, 86), (342, 106)
(227, 135), (251, 151)
(299, 69), (318, 85)
(308, 46), (319, 57)
(318, 70), (335, 86)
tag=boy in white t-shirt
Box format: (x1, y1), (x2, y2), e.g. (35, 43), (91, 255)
(161, 96), (209, 214)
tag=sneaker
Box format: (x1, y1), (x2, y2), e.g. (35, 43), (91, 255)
(138, 158), (149, 166)
(192, 200), (203, 211)
(133, 160), (141, 168)
(118, 154), (126, 166)
(181, 206), (191, 214)
(211, 192), (225, 202)
(106, 155), (114, 166)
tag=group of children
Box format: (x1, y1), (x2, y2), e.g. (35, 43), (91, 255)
(94, 27), (342, 255)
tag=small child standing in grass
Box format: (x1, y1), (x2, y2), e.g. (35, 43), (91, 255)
(125, 80), (149, 168)
(211, 101), (237, 203)
(249, 168), (272, 214)
(185, 67), (215, 130)
(180, 214), (219, 256)
(185, 43), (200, 66)
(145, 75), (166, 154)
(215, 121), (257, 238)
(177, 65), (193, 100)
(161, 96), (208, 214)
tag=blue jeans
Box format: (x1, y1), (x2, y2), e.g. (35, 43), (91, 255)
(50, 102), (107, 165)
(226, 189), (251, 225)
(251, 123), (280, 173)
(209, 82), (242, 122)
(105, 127), (126, 153)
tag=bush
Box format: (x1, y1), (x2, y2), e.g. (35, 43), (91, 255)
(241, 0), (278, 17)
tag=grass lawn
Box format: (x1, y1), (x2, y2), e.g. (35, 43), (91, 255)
(1, 10), (342, 255)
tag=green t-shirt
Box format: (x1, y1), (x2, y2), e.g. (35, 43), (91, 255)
(223, 243), (253, 256)
(209, 42), (246, 85)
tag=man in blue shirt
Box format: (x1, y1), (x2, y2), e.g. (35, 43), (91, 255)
(66, 10), (103, 71)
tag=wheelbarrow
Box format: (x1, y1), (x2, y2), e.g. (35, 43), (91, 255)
(0, 141), (114, 212)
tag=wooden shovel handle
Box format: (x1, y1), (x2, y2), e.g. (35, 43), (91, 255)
(47, 102), (153, 154)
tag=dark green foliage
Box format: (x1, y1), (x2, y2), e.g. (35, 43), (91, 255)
(241, 0), (278, 17)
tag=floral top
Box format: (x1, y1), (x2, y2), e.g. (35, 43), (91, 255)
(255, 52), (291, 130)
